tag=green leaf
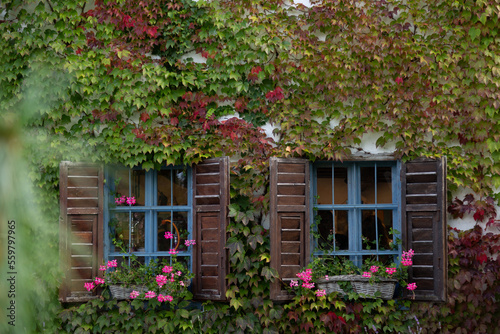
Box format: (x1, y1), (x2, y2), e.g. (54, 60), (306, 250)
(469, 27), (481, 41)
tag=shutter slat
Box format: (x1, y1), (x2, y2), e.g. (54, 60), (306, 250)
(193, 157), (229, 300)
(271, 158), (310, 301)
(59, 162), (104, 303)
(402, 158), (447, 302)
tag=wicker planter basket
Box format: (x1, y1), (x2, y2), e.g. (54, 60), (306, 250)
(316, 275), (396, 300)
(109, 284), (148, 300)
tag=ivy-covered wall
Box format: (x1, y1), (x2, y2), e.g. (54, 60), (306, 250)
(1, 0), (500, 332)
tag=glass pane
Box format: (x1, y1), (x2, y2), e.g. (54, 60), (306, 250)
(361, 210), (376, 250)
(157, 212), (172, 251)
(377, 210), (393, 250)
(131, 212), (145, 252)
(334, 210), (349, 250)
(131, 170), (146, 206)
(316, 168), (332, 204)
(377, 167), (393, 204)
(362, 210), (393, 250)
(361, 167), (375, 204)
(157, 212), (188, 252)
(158, 170), (172, 206)
(110, 212), (130, 253)
(173, 211), (189, 251)
(114, 169), (129, 199)
(316, 210), (333, 252)
(333, 167), (348, 204)
(173, 169), (188, 206)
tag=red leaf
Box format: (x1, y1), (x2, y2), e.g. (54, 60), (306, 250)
(140, 112), (150, 122)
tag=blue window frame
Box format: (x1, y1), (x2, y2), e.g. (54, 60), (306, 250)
(312, 161), (401, 266)
(104, 166), (193, 269)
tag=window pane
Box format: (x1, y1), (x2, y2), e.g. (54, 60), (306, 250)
(361, 167), (375, 204)
(173, 211), (189, 251)
(131, 170), (146, 206)
(173, 169), (188, 205)
(157, 211), (188, 252)
(157, 212), (172, 251)
(377, 210), (393, 250)
(334, 167), (348, 204)
(361, 210), (377, 250)
(158, 170), (171, 206)
(316, 210), (333, 251)
(334, 210), (349, 250)
(131, 212), (145, 252)
(111, 212), (129, 253)
(114, 169), (129, 199)
(362, 210), (393, 250)
(377, 167), (393, 204)
(316, 168), (332, 204)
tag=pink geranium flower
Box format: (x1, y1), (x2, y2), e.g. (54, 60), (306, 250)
(84, 282), (95, 291)
(169, 249), (178, 255)
(156, 275), (168, 288)
(130, 290), (140, 299)
(316, 289), (326, 297)
(145, 291), (156, 299)
(94, 277), (105, 285)
(164, 231), (173, 239)
(362, 272), (372, 278)
(407, 283), (417, 291)
(107, 260), (118, 268)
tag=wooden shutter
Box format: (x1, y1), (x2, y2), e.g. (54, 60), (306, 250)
(402, 157), (447, 302)
(270, 158), (310, 300)
(192, 157), (229, 300)
(59, 162), (104, 303)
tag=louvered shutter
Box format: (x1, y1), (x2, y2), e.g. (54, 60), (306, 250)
(402, 157), (447, 302)
(59, 162), (104, 302)
(192, 157), (229, 300)
(270, 158), (310, 300)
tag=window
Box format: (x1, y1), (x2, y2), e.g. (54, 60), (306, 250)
(312, 162), (401, 267)
(59, 158), (229, 302)
(270, 157), (447, 302)
(105, 166), (192, 270)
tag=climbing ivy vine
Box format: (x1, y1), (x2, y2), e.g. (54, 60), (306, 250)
(2, 0), (500, 332)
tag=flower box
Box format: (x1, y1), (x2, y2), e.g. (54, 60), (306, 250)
(316, 275), (397, 300)
(109, 284), (148, 300)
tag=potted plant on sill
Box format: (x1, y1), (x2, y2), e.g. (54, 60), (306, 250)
(289, 250), (417, 300)
(84, 235), (196, 303)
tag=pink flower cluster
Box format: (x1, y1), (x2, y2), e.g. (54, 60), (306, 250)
(297, 269), (315, 289)
(370, 266), (379, 273)
(145, 291), (156, 299)
(94, 277), (105, 285)
(385, 267), (397, 275)
(130, 290), (140, 299)
(402, 249), (415, 266)
(158, 294), (173, 302)
(184, 239), (196, 246)
(164, 231), (173, 239)
(86, 260), (119, 291)
(169, 249), (178, 255)
(156, 274), (168, 288)
(362, 272), (372, 278)
(162, 265), (173, 274)
(315, 289), (326, 297)
(115, 196), (136, 206)
(290, 280), (299, 288)
(407, 283), (417, 291)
